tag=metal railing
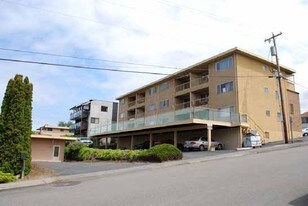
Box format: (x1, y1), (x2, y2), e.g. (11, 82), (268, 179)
(128, 101), (136, 107)
(191, 76), (209, 87)
(192, 97), (209, 106)
(70, 110), (89, 120)
(90, 107), (247, 135)
(137, 97), (145, 104)
(175, 82), (190, 92)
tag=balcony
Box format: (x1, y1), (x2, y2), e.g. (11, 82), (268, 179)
(70, 110), (89, 120)
(192, 97), (209, 106)
(90, 107), (246, 135)
(175, 82), (190, 92)
(70, 121), (88, 131)
(191, 76), (209, 87)
(175, 102), (190, 110)
(137, 97), (145, 105)
(128, 101), (136, 107)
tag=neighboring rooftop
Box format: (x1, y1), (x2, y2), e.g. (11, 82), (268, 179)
(37, 124), (70, 131)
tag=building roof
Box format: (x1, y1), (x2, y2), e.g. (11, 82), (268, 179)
(31, 134), (76, 141)
(301, 111), (308, 117)
(69, 99), (118, 110)
(37, 124), (70, 131)
(116, 47), (296, 99)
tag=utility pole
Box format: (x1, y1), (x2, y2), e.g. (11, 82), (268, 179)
(265, 32), (289, 144)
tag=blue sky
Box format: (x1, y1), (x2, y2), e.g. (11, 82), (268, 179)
(0, 0), (308, 130)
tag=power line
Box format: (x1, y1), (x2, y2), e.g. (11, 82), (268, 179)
(0, 57), (276, 78)
(1, 0), (215, 49)
(0, 47), (179, 69)
(0, 58), (171, 75)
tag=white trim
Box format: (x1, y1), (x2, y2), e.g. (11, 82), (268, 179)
(52, 145), (61, 161)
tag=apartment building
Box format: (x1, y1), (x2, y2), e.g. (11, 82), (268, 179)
(91, 47), (302, 149)
(70, 100), (118, 137)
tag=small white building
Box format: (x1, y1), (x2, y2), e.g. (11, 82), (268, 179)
(70, 100), (118, 137)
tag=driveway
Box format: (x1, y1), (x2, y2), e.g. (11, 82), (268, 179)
(182, 150), (234, 159)
(36, 161), (149, 176)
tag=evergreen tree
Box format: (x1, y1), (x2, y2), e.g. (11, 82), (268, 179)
(0, 74), (33, 175)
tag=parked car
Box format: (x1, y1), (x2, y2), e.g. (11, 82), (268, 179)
(184, 137), (223, 151)
(77, 137), (93, 146)
(243, 133), (262, 148)
(302, 128), (308, 136)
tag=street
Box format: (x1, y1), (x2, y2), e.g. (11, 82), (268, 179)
(1, 145), (308, 206)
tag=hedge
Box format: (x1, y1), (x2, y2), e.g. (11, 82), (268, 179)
(65, 142), (183, 163)
(0, 171), (16, 184)
(139, 144), (183, 162)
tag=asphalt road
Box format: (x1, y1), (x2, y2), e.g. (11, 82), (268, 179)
(1, 145), (308, 206)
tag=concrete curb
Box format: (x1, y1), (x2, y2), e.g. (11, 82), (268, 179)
(1, 140), (307, 192)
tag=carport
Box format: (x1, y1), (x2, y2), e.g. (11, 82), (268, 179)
(92, 118), (248, 151)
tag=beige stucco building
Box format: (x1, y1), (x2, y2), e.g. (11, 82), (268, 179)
(31, 125), (75, 162)
(91, 47), (302, 150)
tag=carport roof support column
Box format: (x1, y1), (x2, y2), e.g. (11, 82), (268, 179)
(149, 133), (153, 148)
(207, 124), (213, 151)
(174, 130), (178, 147)
(130, 135), (134, 150)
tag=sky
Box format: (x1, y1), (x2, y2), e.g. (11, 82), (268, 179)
(0, 0), (307, 130)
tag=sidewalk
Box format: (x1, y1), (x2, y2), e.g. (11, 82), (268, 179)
(1, 139), (308, 192)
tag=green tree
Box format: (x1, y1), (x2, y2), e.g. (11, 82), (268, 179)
(58, 121), (73, 127)
(0, 74), (33, 175)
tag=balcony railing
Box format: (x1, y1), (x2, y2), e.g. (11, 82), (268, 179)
(137, 97), (145, 104)
(175, 102), (190, 110)
(192, 97), (209, 106)
(175, 82), (190, 92)
(136, 112), (145, 118)
(70, 121), (88, 131)
(90, 107), (247, 135)
(128, 101), (136, 107)
(191, 76), (209, 87)
(70, 110), (89, 120)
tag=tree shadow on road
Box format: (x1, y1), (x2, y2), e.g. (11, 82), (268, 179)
(289, 193), (308, 206)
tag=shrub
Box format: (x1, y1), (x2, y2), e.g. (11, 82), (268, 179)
(65, 141), (87, 160)
(0, 171), (16, 183)
(77, 147), (97, 161)
(138, 144), (183, 162)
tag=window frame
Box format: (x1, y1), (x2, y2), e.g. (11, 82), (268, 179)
(216, 56), (233, 71)
(91, 117), (99, 124)
(217, 81), (234, 94)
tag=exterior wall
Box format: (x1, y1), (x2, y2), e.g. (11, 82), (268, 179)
(40, 128), (71, 137)
(212, 127), (242, 149)
(31, 139), (66, 162)
(286, 90), (302, 138)
(236, 53), (284, 142)
(208, 55), (237, 110)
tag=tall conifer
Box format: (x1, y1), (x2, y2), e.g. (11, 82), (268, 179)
(0, 74), (33, 175)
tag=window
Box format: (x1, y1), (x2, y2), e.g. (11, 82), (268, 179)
(119, 112), (125, 119)
(266, 110), (271, 117)
(275, 91), (279, 100)
(277, 112), (282, 121)
(60, 129), (64, 132)
(47, 128), (52, 131)
(149, 104), (156, 111)
(120, 99), (125, 105)
(262, 65), (267, 72)
(217, 82), (234, 94)
(216, 57), (233, 71)
(149, 87), (157, 95)
(290, 104), (294, 114)
(160, 99), (169, 109)
(101, 106), (108, 112)
(264, 87), (269, 93)
(160, 82), (170, 91)
(91, 117), (99, 124)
